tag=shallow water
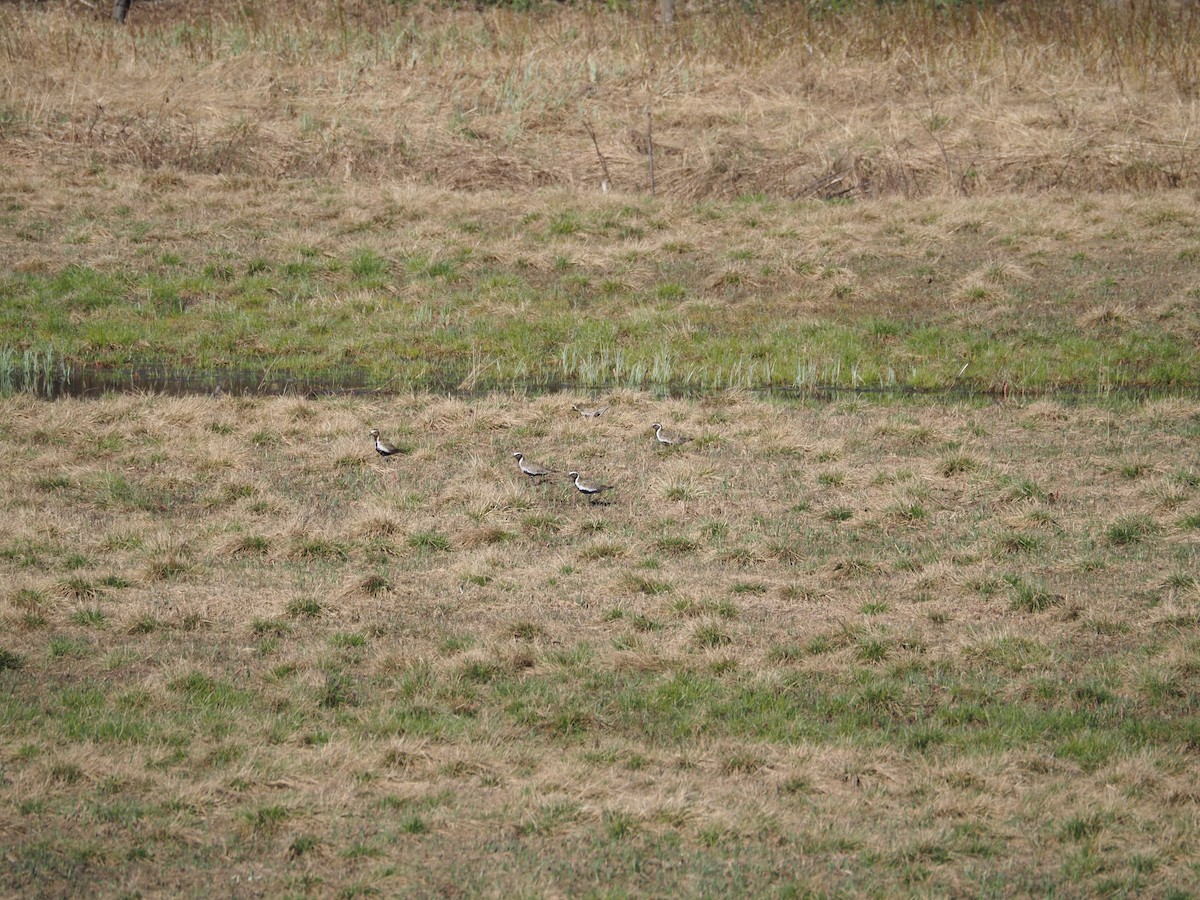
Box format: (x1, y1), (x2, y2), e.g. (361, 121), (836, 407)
(3, 364), (1198, 403)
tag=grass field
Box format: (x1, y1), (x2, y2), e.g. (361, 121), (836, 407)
(2, 1), (1200, 896)
(1, 392), (1198, 896)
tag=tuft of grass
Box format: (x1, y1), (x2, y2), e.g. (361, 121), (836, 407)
(1007, 576), (1063, 612)
(939, 454), (977, 477)
(229, 534), (270, 556)
(319, 669), (357, 709)
(890, 503), (928, 523)
(400, 815), (428, 835)
(510, 621), (546, 641)
(997, 532), (1045, 555)
(69, 607), (107, 628)
(127, 615), (164, 635)
(357, 574), (392, 597)
(522, 514), (563, 535)
(652, 535), (700, 555)
(57, 577), (100, 601)
(623, 575), (672, 596)
(242, 804), (291, 837)
(580, 542), (625, 561)
(1007, 479), (1047, 502)
(289, 538), (349, 562)
(856, 637), (890, 663)
(286, 597), (325, 618)
(11, 588), (46, 609)
(628, 614), (662, 633)
(407, 531), (451, 553)
(767, 643), (805, 663)
(693, 623), (732, 649)
(251, 618), (292, 637)
(288, 835), (321, 859)
(1106, 515), (1160, 546)
(48, 636), (91, 659)
(731, 581), (768, 595)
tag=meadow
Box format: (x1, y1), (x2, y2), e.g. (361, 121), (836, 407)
(1, 0), (1200, 896)
(1, 391), (1198, 897)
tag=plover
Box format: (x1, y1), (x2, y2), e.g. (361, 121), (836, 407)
(572, 403), (610, 418)
(567, 471), (613, 502)
(652, 423), (690, 446)
(512, 452), (554, 480)
(370, 429), (401, 458)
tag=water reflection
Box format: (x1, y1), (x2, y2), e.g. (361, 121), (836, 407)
(2, 364), (1196, 403)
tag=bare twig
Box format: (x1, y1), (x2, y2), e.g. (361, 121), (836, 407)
(799, 172), (852, 201)
(582, 109), (612, 192)
(646, 107), (655, 196)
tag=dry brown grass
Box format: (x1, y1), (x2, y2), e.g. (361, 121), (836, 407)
(1, 391), (1198, 894)
(2, 3), (1200, 892)
(2, 0), (1199, 198)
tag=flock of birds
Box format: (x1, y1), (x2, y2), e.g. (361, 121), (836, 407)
(369, 404), (691, 503)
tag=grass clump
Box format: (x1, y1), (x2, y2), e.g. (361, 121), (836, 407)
(997, 532), (1045, 555)
(407, 531), (451, 553)
(69, 607), (107, 628)
(510, 621), (546, 641)
(693, 623), (732, 649)
(242, 804), (291, 837)
(288, 538), (349, 562)
(939, 455), (977, 477)
(1006, 576), (1062, 613)
(57, 577), (100, 601)
(286, 597), (324, 619)
(127, 615), (164, 635)
(319, 670), (358, 709)
(623, 575), (672, 596)
(1106, 515), (1161, 546)
(652, 535), (700, 555)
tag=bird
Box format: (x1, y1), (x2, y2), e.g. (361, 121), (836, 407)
(652, 423), (690, 446)
(512, 452), (554, 480)
(568, 471), (613, 502)
(572, 403), (610, 418)
(369, 429), (401, 457)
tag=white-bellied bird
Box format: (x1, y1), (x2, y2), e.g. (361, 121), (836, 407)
(568, 470), (613, 501)
(513, 452), (554, 480)
(370, 429), (401, 457)
(652, 423), (691, 446)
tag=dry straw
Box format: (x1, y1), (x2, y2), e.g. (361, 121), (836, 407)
(2, 1), (1199, 197)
